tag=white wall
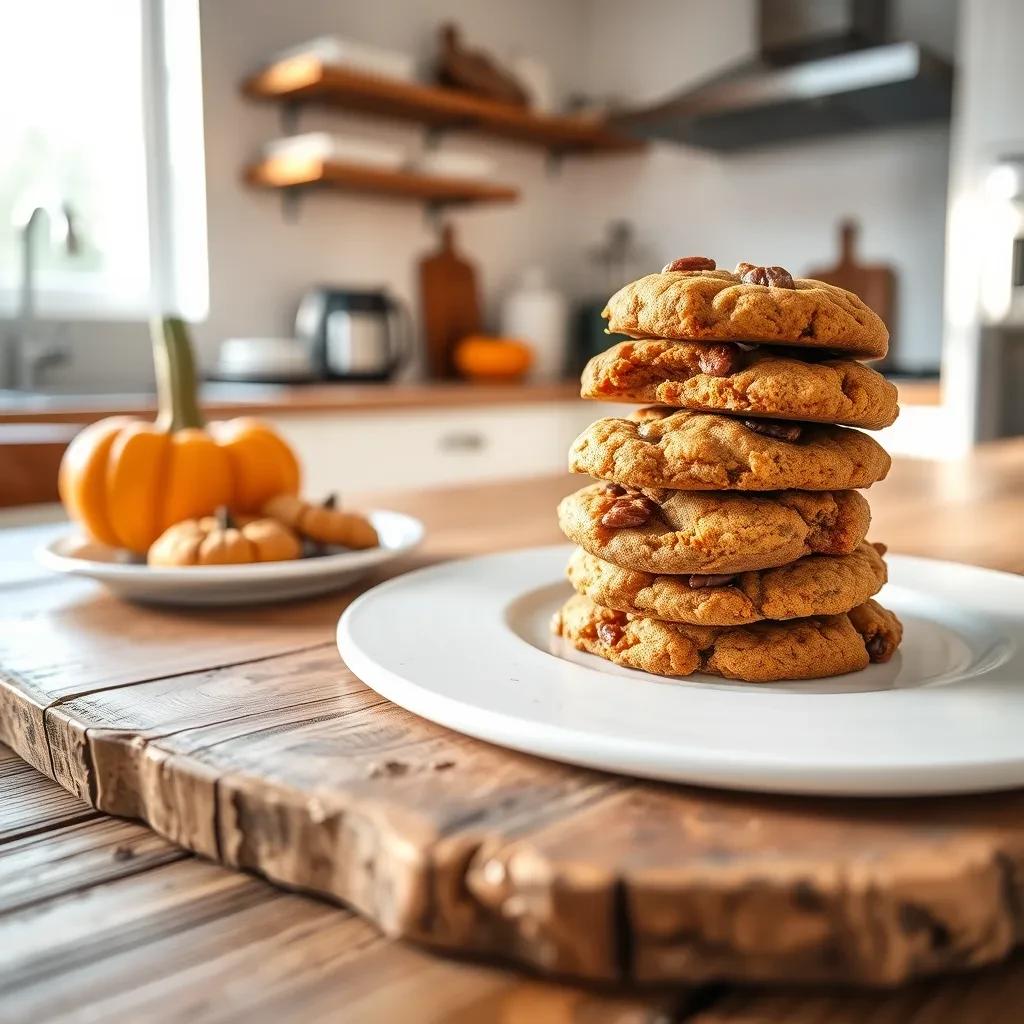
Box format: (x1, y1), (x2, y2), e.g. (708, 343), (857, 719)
(574, 0), (953, 372)
(195, 0), (605, 371)
(942, 0), (1024, 442)
(12, 0), (955, 389)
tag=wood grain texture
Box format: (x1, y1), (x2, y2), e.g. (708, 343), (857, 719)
(7, 746), (1024, 1021)
(806, 220), (897, 369)
(242, 58), (643, 155)
(244, 156), (519, 205)
(419, 224), (483, 379)
(0, 743), (98, 842)
(2, 447), (1024, 989)
(688, 961), (1024, 1023)
(0, 424), (77, 507)
(0, 742), (672, 1023)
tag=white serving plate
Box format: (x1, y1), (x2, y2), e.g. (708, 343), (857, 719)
(339, 545), (1024, 797)
(38, 510), (423, 606)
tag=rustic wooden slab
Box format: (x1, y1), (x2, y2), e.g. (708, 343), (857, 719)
(8, 736), (1024, 1022)
(0, 741), (674, 1023)
(2, 458), (1024, 989)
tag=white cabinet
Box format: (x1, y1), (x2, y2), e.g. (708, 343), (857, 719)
(263, 401), (622, 493)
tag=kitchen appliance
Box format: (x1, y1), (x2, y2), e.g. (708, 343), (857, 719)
(572, 221), (651, 374)
(611, 0), (953, 151)
(214, 337), (315, 383)
(296, 287), (412, 381)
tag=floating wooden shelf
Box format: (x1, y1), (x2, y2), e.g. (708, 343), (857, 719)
(244, 156), (519, 206)
(242, 57), (644, 156)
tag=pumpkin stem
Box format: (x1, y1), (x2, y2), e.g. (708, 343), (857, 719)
(323, 493), (339, 510)
(153, 316), (205, 432)
(215, 506), (237, 531)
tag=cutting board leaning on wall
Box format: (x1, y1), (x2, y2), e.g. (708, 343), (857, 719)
(418, 224), (483, 379)
(806, 220), (897, 371)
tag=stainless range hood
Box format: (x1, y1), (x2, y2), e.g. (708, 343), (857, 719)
(611, 0), (953, 152)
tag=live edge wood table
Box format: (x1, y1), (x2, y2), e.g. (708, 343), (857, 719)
(3, 442), (1024, 1023)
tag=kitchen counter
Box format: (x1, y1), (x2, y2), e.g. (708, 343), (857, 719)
(0, 375), (947, 504)
(2, 442), (1023, 1019)
(0, 376), (941, 425)
(0, 379), (583, 425)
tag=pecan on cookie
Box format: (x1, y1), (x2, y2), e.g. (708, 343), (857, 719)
(558, 483), (871, 575)
(602, 271), (889, 359)
(554, 594), (902, 682)
(570, 408), (891, 491)
(565, 543), (887, 626)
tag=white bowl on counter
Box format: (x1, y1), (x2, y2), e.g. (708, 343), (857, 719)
(214, 337), (315, 383)
(38, 510), (424, 607)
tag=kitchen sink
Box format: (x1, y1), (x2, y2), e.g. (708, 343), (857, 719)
(0, 381), (286, 412)
(0, 388), (159, 412)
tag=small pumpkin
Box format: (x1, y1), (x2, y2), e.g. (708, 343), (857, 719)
(263, 493), (379, 550)
(148, 508), (301, 566)
(59, 318), (300, 554)
(454, 335), (533, 381)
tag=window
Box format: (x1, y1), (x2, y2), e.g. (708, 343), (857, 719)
(0, 0), (207, 320)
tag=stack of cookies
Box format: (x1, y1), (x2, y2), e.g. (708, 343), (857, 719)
(553, 256), (903, 683)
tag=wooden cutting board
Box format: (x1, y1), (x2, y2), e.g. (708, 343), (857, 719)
(418, 224), (482, 379)
(806, 220), (897, 366)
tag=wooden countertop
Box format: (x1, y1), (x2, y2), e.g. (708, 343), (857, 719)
(0, 379), (583, 425)
(2, 441), (1023, 1018)
(0, 376), (941, 425)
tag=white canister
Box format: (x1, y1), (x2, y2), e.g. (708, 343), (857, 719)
(499, 267), (568, 381)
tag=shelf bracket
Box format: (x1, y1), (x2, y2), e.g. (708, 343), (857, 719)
(280, 100), (303, 136)
(424, 200), (446, 231)
(424, 125), (448, 151)
(423, 118), (477, 151)
(281, 186), (303, 223)
(546, 149), (567, 177)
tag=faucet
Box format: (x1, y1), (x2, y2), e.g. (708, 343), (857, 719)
(7, 198), (80, 390)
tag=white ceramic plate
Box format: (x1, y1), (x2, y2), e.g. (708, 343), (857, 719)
(338, 545), (1024, 797)
(38, 510), (423, 606)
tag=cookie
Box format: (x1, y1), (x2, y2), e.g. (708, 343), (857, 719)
(570, 408), (890, 491)
(602, 265), (888, 359)
(262, 494), (379, 549)
(552, 594), (902, 682)
(558, 483), (871, 575)
(581, 340), (899, 430)
(566, 542), (887, 626)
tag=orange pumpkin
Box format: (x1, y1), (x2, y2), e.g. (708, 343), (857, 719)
(454, 335), (533, 381)
(59, 318), (300, 554)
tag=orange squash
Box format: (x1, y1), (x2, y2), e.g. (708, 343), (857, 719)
(454, 335), (533, 381)
(59, 318), (300, 554)
(148, 508), (302, 566)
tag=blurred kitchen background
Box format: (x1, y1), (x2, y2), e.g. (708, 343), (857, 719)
(2, 0), (1022, 503)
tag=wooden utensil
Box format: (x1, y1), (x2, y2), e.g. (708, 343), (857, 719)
(418, 223), (483, 379)
(436, 23), (529, 107)
(806, 219), (897, 366)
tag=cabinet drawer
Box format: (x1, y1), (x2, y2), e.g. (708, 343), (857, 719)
(265, 401), (621, 492)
